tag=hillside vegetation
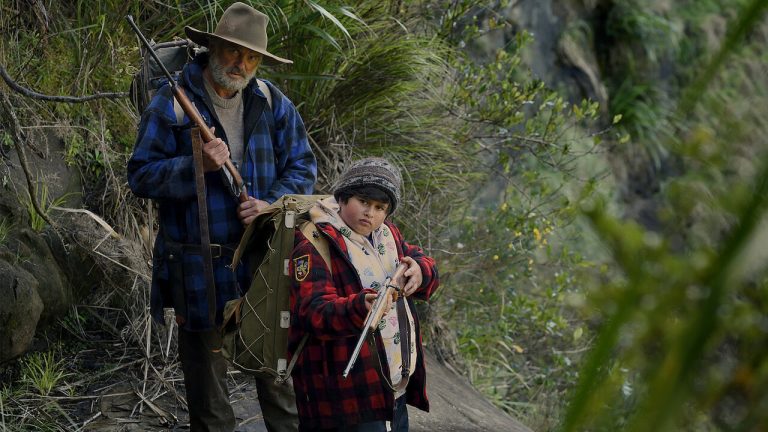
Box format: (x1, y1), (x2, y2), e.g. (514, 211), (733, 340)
(1, 1), (767, 431)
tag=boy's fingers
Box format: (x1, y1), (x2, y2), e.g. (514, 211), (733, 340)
(402, 259), (415, 275)
(364, 293), (376, 311)
(402, 279), (416, 296)
(402, 283), (412, 296)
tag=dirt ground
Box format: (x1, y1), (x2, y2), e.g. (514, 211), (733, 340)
(79, 352), (530, 432)
(83, 371), (267, 431)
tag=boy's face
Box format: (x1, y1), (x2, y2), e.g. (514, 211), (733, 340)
(339, 196), (389, 237)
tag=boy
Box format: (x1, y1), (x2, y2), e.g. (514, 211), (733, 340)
(288, 157), (440, 431)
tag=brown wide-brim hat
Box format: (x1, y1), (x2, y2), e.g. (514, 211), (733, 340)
(184, 2), (292, 65)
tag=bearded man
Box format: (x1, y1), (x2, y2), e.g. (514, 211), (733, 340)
(127, 3), (316, 431)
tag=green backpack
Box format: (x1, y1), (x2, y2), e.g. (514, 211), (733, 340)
(221, 194), (331, 382)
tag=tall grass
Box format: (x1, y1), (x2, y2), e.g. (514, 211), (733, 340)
(559, 0), (768, 430)
(412, 1), (768, 431)
(246, 1), (471, 241)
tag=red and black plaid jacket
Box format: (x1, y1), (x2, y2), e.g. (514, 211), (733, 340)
(288, 220), (439, 431)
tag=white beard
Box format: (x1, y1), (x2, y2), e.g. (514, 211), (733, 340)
(209, 54), (256, 93)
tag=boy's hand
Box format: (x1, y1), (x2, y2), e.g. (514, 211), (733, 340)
(401, 256), (422, 296)
(364, 292), (393, 313)
(364, 291), (393, 330)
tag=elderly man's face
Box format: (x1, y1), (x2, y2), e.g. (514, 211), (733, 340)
(209, 40), (262, 93)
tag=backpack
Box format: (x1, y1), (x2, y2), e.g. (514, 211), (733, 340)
(221, 194), (331, 382)
(129, 39), (195, 114)
(129, 38), (273, 118)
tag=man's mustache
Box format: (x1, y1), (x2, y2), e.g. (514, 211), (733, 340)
(227, 67), (244, 77)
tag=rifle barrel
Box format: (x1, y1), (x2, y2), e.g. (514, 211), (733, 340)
(342, 263), (409, 378)
(125, 16), (177, 87)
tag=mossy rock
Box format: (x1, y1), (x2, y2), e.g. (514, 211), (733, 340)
(0, 257), (43, 363)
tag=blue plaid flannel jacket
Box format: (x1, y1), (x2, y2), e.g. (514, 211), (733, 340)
(127, 52), (317, 331)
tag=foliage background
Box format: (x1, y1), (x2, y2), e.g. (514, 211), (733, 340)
(1, 0), (768, 431)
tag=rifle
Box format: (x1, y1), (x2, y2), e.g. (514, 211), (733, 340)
(343, 263), (409, 379)
(125, 15), (248, 203)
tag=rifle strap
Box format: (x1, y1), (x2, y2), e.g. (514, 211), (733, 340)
(367, 298), (411, 394)
(191, 127), (217, 327)
(397, 297), (412, 383)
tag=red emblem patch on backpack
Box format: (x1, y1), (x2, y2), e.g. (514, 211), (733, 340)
(294, 255), (310, 281)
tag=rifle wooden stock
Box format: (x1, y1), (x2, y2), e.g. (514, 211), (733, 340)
(343, 263), (409, 379)
(126, 15), (248, 203)
(170, 86), (248, 203)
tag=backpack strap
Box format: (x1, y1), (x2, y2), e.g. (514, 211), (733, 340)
(280, 332), (308, 384)
(299, 220), (331, 272)
(171, 81), (184, 125)
(173, 97), (184, 125)
(280, 220), (331, 383)
(256, 79), (273, 110)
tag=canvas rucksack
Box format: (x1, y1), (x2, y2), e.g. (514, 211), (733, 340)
(129, 39), (194, 114)
(221, 194), (331, 382)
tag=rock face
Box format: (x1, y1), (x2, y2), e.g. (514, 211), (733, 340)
(468, 0), (609, 109)
(468, 0), (690, 229)
(410, 351), (532, 432)
(16, 228), (73, 324)
(0, 128), (81, 363)
(0, 127), (139, 364)
(0, 213), (147, 364)
(0, 259), (43, 361)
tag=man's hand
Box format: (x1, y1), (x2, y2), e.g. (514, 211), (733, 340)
(202, 127), (230, 172)
(238, 196), (269, 225)
(401, 256), (423, 296)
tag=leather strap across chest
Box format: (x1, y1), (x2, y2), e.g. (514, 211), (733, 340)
(191, 127), (217, 327)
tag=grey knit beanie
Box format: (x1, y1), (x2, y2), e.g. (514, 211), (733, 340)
(333, 157), (402, 214)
